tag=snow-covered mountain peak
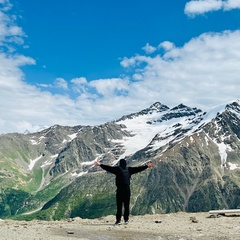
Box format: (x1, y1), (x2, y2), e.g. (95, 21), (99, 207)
(148, 102), (170, 112)
(116, 102), (169, 122)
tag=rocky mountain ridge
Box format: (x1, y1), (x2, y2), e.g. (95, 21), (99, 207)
(0, 99), (240, 220)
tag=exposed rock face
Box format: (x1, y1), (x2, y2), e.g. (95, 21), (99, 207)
(1, 100), (240, 220)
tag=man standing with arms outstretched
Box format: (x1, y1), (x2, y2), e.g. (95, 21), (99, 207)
(94, 159), (153, 225)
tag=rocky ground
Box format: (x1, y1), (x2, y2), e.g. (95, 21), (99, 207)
(1, 212), (240, 240)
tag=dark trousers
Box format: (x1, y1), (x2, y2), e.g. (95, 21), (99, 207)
(116, 187), (131, 222)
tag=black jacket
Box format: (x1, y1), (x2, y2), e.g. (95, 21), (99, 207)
(100, 164), (148, 189)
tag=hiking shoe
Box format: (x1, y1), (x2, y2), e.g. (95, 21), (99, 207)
(115, 221), (122, 225)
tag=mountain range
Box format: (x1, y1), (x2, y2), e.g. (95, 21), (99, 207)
(0, 99), (240, 220)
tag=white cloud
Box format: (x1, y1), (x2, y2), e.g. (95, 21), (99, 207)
(223, 0), (240, 10)
(132, 73), (143, 81)
(184, 0), (240, 16)
(37, 78), (68, 90)
(0, 52), (35, 88)
(142, 43), (157, 54)
(158, 41), (175, 51)
(71, 77), (87, 85)
(70, 77), (88, 94)
(54, 78), (68, 90)
(89, 78), (129, 97)
(120, 55), (150, 68)
(120, 56), (139, 68)
(0, 2), (24, 48)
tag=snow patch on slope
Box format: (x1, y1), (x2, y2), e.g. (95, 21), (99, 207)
(29, 156), (42, 170)
(114, 112), (168, 159)
(41, 154), (58, 168)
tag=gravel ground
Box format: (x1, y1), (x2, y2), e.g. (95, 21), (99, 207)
(1, 212), (240, 240)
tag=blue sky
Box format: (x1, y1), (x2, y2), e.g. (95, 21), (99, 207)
(1, 0), (240, 133)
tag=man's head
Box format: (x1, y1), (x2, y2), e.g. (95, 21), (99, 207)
(119, 159), (127, 169)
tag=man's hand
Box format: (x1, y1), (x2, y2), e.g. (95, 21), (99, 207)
(94, 161), (101, 166)
(147, 162), (154, 168)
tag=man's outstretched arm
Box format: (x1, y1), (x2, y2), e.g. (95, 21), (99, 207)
(129, 162), (154, 175)
(94, 161), (118, 174)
